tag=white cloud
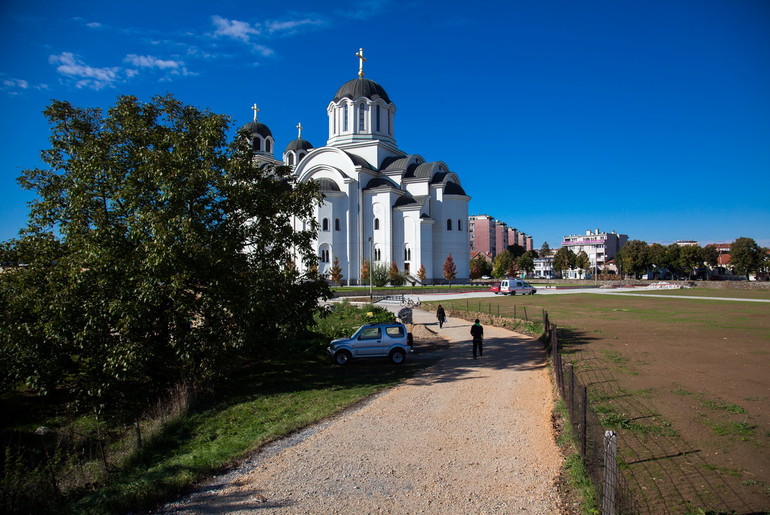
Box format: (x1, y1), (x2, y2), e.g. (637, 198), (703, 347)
(266, 18), (325, 35)
(124, 54), (183, 70)
(211, 15), (260, 43)
(1, 75), (48, 95)
(49, 52), (120, 90)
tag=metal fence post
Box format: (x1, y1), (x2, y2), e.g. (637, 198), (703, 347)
(602, 431), (618, 515)
(580, 386), (588, 458)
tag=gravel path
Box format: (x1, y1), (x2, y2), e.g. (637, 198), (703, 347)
(159, 307), (564, 514)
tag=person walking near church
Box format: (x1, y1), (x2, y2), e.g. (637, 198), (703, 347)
(470, 319), (484, 359)
(436, 305), (446, 329)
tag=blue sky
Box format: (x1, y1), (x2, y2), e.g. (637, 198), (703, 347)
(2, 0), (769, 248)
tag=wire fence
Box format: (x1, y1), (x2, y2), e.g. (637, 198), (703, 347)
(545, 321), (640, 514)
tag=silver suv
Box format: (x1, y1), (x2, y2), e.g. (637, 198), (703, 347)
(327, 323), (413, 365)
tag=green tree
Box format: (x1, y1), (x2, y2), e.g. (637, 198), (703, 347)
(647, 243), (667, 276)
(371, 262), (390, 287)
(552, 247), (576, 278)
(665, 244), (682, 278)
(574, 250), (591, 278)
(329, 256), (343, 284)
(539, 241), (551, 257)
(678, 244), (704, 279)
(443, 254), (457, 285)
(730, 237), (764, 279)
(492, 250), (515, 278)
(615, 240), (649, 278)
(517, 250), (536, 276)
(388, 262), (405, 286)
(0, 95), (329, 416)
(469, 254), (492, 279)
(507, 243), (526, 259)
(702, 245), (719, 269)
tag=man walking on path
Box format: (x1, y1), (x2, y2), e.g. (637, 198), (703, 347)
(436, 304), (446, 329)
(470, 318), (484, 359)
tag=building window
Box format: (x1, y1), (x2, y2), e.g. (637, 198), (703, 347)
(359, 103), (365, 131)
(374, 218), (380, 230)
(334, 218), (340, 231)
(320, 248), (329, 263)
(266, 139), (272, 153)
(343, 104), (349, 132)
(374, 247), (381, 261)
(404, 246), (411, 261)
(322, 218), (329, 231)
(287, 153), (294, 166)
(457, 219), (462, 231)
(376, 105), (381, 131)
(447, 219), (452, 230)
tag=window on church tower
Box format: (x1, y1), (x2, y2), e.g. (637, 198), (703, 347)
(374, 247), (381, 261)
(374, 218), (380, 231)
(343, 104), (348, 132)
(447, 219), (452, 230)
(376, 105), (381, 131)
(288, 153), (294, 166)
(266, 139), (272, 153)
(359, 103), (365, 131)
(322, 218), (329, 231)
(335, 218), (340, 231)
(320, 248), (329, 263)
(458, 219), (462, 231)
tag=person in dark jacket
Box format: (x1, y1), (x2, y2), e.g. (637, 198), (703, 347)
(470, 319), (484, 359)
(436, 305), (446, 329)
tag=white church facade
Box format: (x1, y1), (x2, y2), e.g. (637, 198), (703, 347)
(242, 50), (470, 284)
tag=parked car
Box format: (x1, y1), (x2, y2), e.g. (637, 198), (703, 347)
(490, 283), (501, 294)
(499, 279), (537, 295)
(328, 322), (413, 365)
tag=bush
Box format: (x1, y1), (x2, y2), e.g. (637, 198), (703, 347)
(313, 301), (396, 341)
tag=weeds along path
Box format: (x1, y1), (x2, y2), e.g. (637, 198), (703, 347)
(159, 307), (564, 514)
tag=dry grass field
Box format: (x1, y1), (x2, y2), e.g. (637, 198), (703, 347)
(436, 292), (770, 514)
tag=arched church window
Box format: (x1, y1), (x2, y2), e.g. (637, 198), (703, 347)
(335, 218), (340, 231)
(320, 248), (330, 263)
(359, 103), (365, 131)
(404, 246), (411, 261)
(447, 219), (452, 230)
(374, 247), (381, 262)
(376, 105), (381, 132)
(266, 139), (272, 153)
(374, 218), (380, 231)
(322, 218), (329, 231)
(343, 104), (349, 132)
(287, 153), (294, 166)
(457, 219), (462, 231)
(253, 136), (262, 152)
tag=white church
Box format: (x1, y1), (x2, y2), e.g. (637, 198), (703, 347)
(241, 50), (470, 285)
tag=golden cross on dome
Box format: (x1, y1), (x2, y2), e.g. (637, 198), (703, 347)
(356, 48), (366, 78)
(251, 103), (259, 123)
(296, 122), (304, 139)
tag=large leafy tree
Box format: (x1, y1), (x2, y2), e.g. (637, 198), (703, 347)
(539, 241), (551, 257)
(647, 243), (668, 274)
(552, 247), (576, 277)
(469, 254), (492, 279)
(678, 244), (704, 279)
(492, 250), (515, 278)
(0, 95), (329, 416)
(517, 250), (536, 276)
(730, 237), (764, 279)
(575, 250), (591, 278)
(615, 240), (649, 278)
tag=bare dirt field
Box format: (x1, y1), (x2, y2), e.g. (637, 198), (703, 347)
(439, 293), (770, 514)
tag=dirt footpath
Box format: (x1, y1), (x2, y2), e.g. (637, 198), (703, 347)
(160, 308), (564, 514)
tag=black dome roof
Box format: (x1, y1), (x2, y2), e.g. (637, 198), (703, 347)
(333, 78), (391, 103)
(285, 138), (313, 152)
(241, 121), (272, 138)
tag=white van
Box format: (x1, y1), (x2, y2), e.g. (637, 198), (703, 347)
(499, 279), (537, 295)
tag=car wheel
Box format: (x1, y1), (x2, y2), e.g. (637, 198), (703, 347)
(334, 350), (352, 365)
(389, 348), (406, 365)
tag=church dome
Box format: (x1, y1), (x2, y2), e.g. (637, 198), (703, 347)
(285, 138), (313, 152)
(241, 121), (272, 138)
(333, 78), (391, 104)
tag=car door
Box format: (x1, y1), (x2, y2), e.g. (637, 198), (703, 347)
(354, 326), (383, 356)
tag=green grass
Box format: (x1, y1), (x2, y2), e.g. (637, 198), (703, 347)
(64, 355), (429, 513)
(616, 288), (770, 300)
(553, 398), (599, 514)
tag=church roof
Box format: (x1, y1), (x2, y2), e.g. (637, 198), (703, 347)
(394, 195), (429, 208)
(315, 178), (340, 192)
(444, 181), (467, 195)
(364, 177), (397, 190)
(285, 138), (313, 152)
(333, 78), (391, 104)
(342, 151), (375, 170)
(241, 121), (272, 138)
